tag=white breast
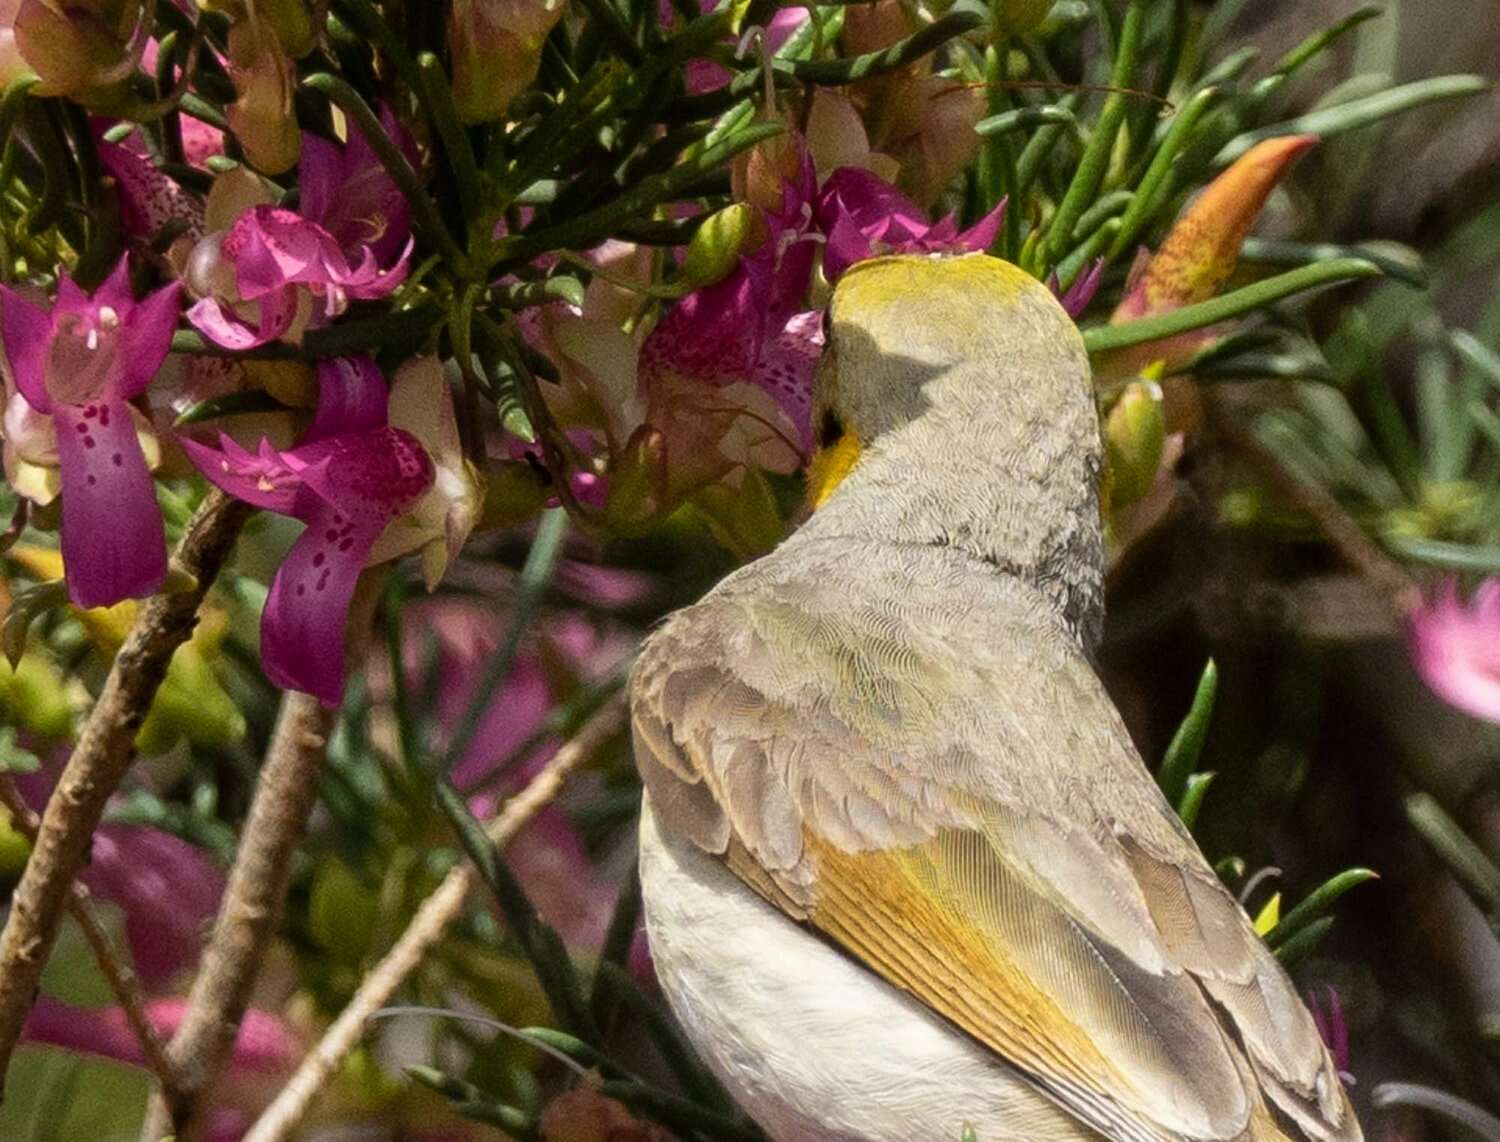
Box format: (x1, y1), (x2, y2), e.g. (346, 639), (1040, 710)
(637, 800), (1095, 1142)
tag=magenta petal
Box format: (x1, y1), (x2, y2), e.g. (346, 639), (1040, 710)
(261, 503), (387, 705)
(295, 132), (342, 230)
(180, 432), (304, 512)
(55, 273), (90, 312)
(0, 286), (54, 413)
(90, 258), (135, 314)
(187, 287), (297, 350)
(820, 211), (870, 283)
(1055, 257), (1104, 319)
(306, 356), (389, 442)
(819, 167), (928, 241)
(752, 309), (822, 454)
(53, 399), (166, 608)
(24, 997), (299, 1075)
(230, 207), (340, 297)
(953, 198), (1007, 255)
(84, 825), (225, 987)
(341, 237), (413, 300)
(116, 280), (183, 400)
(306, 106), (418, 265)
(638, 259), (771, 389)
(100, 141), (207, 239)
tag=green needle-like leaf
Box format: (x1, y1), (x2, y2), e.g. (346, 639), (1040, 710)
(1158, 660), (1218, 805)
(1083, 259), (1382, 355)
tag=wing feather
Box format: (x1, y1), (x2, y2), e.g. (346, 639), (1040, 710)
(631, 544), (1360, 1142)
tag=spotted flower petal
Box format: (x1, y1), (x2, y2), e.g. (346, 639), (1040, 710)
(54, 398), (167, 606)
(182, 358), (435, 704)
(0, 263), (178, 607)
(97, 137), (206, 242)
(260, 493), (391, 704)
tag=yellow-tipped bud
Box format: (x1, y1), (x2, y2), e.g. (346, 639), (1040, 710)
(1105, 379), (1165, 510)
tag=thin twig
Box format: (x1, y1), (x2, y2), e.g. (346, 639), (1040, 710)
(138, 692), (337, 1141)
(1205, 394), (1424, 617)
(0, 490), (252, 1094)
(240, 694), (628, 1142)
(0, 778), (180, 1102)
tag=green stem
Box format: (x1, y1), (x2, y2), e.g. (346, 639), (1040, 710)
(417, 52), (485, 227)
(1216, 74), (1489, 166)
(1082, 259), (1381, 355)
(1108, 85), (1218, 259)
(1043, 0), (1145, 268)
(489, 122), (783, 270)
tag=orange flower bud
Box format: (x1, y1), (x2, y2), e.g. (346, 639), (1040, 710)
(1115, 135), (1318, 322)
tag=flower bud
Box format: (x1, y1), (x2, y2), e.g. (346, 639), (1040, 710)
(199, 0), (316, 57)
(14, 0), (141, 100)
(679, 204), (756, 290)
(840, 0), (912, 56)
(605, 425), (668, 533)
(225, 15), (300, 174)
(449, 0), (568, 124)
(1105, 379), (1165, 510)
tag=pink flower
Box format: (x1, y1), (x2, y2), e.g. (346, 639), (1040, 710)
(1408, 577), (1500, 723)
(1307, 987), (1353, 1082)
(816, 165), (1005, 282)
(85, 825), (227, 987)
(666, 1), (809, 95)
(97, 132), (207, 243)
(182, 357), (434, 704)
(24, 996), (298, 1076)
(0, 260), (179, 607)
(1052, 258), (1105, 319)
(186, 109), (416, 350)
(23, 996), (301, 1141)
(634, 156), (822, 495)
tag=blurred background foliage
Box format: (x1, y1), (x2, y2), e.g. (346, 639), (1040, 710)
(1, 0), (1499, 1139)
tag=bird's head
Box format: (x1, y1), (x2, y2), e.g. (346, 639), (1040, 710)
(802, 252), (1105, 648)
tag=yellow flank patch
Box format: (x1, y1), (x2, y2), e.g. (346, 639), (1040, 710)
(803, 834), (1119, 1095)
(805, 430), (862, 509)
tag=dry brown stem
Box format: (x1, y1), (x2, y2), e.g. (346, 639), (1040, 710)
(240, 693), (628, 1142)
(0, 490), (252, 1096)
(0, 776), (179, 1101)
(137, 692), (337, 1141)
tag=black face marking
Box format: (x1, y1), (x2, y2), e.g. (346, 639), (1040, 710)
(817, 407), (844, 449)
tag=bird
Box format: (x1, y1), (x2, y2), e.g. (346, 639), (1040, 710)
(629, 252), (1362, 1142)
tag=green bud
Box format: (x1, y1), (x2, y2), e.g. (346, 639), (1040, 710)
(1105, 380), (1165, 510)
(605, 426), (668, 534)
(0, 810), (31, 883)
(679, 204), (756, 291)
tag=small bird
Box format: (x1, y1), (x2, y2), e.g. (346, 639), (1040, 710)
(631, 253), (1361, 1142)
